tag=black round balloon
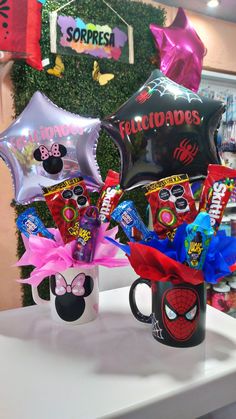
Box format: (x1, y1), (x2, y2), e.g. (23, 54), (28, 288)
(102, 70), (225, 190)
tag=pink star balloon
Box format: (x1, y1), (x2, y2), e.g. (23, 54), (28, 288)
(150, 7), (207, 92)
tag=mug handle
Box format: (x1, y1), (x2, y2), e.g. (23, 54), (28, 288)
(129, 278), (152, 324)
(31, 285), (48, 305)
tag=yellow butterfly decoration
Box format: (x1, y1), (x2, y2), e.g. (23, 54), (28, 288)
(47, 55), (65, 78)
(92, 61), (114, 86)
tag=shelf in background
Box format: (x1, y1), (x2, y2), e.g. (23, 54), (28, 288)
(228, 310), (236, 319)
(226, 202), (236, 208)
(201, 69), (236, 85)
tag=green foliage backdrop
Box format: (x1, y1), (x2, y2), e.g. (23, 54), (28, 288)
(12, 0), (166, 306)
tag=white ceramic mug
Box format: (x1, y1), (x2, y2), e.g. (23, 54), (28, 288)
(31, 266), (99, 325)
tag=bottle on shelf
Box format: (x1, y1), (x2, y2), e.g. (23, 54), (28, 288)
(230, 214), (236, 238)
(219, 216), (231, 236)
(212, 281), (231, 313)
(228, 277), (236, 312)
(206, 283), (212, 306)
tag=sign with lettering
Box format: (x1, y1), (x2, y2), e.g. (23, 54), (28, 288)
(50, 12), (134, 63)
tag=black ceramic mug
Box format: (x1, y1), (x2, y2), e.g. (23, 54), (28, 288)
(129, 278), (206, 348)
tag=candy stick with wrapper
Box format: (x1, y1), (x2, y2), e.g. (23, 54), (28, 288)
(73, 206), (101, 263)
(16, 208), (54, 240)
(184, 212), (214, 270)
(111, 200), (152, 242)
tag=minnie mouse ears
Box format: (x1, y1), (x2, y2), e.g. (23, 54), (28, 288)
(0, 0), (43, 70)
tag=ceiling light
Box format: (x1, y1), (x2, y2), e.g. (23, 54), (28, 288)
(207, 0), (220, 7)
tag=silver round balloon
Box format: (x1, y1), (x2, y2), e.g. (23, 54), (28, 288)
(0, 91), (102, 204)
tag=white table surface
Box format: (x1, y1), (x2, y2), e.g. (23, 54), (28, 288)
(0, 286), (236, 419)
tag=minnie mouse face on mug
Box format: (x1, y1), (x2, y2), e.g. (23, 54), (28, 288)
(33, 143), (67, 175)
(50, 272), (94, 322)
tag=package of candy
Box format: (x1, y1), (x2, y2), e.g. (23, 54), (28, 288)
(184, 212), (214, 270)
(42, 177), (90, 243)
(199, 164), (236, 232)
(73, 206), (100, 263)
(97, 170), (123, 223)
(145, 174), (197, 240)
(111, 200), (152, 242)
(16, 208), (54, 240)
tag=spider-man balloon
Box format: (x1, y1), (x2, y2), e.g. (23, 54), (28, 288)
(102, 70), (225, 190)
(0, 91), (102, 204)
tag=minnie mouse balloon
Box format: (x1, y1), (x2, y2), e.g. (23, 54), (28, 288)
(0, 91), (102, 204)
(150, 8), (206, 93)
(102, 70), (225, 190)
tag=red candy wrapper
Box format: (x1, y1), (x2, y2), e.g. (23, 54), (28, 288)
(199, 164), (236, 232)
(145, 174), (197, 240)
(43, 177), (90, 243)
(97, 170), (123, 223)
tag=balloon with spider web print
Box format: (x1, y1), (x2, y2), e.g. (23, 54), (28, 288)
(102, 70), (225, 190)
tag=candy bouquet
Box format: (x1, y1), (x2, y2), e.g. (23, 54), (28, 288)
(108, 165), (236, 286)
(104, 164), (236, 347)
(16, 170), (127, 324)
(15, 162), (236, 331)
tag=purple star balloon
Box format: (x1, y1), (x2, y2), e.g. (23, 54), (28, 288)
(0, 91), (102, 204)
(150, 8), (206, 92)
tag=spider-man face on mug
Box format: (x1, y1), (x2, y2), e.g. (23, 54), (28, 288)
(50, 272), (94, 322)
(34, 143), (67, 175)
(162, 287), (199, 341)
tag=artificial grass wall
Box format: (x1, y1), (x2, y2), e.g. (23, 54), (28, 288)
(11, 0), (166, 306)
